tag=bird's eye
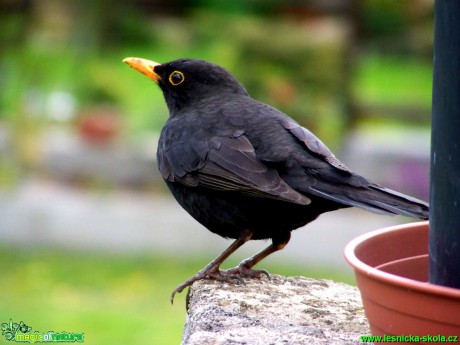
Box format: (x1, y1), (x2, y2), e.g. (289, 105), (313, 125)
(169, 71), (185, 86)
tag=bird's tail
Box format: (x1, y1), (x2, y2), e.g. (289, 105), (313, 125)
(309, 183), (429, 220)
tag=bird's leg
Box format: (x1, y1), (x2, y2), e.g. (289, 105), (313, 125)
(170, 229), (253, 304)
(224, 232), (291, 279)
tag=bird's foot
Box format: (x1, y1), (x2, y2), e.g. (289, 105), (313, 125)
(170, 264), (246, 304)
(223, 259), (270, 280)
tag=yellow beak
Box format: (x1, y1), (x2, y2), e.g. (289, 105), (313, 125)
(123, 57), (161, 83)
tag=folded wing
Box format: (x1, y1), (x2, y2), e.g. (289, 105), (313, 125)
(158, 133), (311, 205)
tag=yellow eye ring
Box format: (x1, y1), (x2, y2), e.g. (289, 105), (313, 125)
(169, 71), (185, 86)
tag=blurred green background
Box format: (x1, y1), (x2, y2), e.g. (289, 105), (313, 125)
(0, 1), (432, 344)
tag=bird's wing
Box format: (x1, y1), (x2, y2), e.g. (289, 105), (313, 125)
(158, 133), (310, 205)
(280, 118), (351, 172)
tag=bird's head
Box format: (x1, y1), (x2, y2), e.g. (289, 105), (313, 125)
(123, 57), (248, 114)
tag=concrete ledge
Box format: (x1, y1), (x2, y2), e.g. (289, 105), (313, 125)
(182, 275), (369, 345)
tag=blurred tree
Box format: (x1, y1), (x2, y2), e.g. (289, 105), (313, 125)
(0, 0), (31, 49)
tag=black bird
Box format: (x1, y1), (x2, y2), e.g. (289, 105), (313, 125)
(123, 57), (429, 303)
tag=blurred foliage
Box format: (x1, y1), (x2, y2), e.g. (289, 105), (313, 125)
(0, 0), (432, 140)
(0, 246), (353, 345)
(354, 53), (432, 109)
(362, 1), (408, 38)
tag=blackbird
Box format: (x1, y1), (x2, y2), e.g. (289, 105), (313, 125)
(123, 57), (429, 303)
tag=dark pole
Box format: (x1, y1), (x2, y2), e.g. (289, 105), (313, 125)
(429, 0), (460, 289)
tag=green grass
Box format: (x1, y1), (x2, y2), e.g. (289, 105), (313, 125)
(0, 247), (353, 344)
(0, 248), (188, 344)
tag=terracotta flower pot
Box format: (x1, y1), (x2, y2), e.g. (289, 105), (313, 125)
(345, 221), (460, 340)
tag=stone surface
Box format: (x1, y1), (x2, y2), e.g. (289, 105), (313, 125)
(182, 275), (369, 345)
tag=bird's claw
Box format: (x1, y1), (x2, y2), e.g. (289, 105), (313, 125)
(170, 261), (270, 304)
(170, 264), (248, 304)
(171, 266), (217, 304)
(223, 262), (271, 280)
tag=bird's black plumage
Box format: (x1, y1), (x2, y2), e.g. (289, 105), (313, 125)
(123, 57), (429, 301)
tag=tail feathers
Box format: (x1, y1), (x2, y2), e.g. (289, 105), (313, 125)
(309, 184), (429, 220)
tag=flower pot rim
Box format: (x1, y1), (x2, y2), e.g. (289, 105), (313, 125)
(344, 221), (460, 298)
